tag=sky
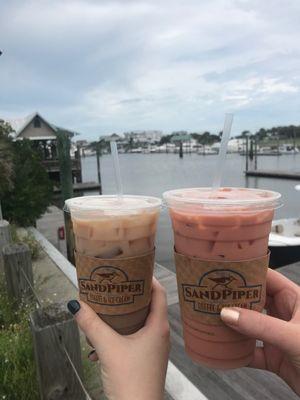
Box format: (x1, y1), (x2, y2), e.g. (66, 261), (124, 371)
(1, 0), (300, 139)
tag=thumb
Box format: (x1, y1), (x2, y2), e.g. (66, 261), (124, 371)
(220, 307), (298, 354)
(67, 300), (119, 352)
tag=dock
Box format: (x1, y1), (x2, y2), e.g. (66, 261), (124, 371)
(36, 206), (300, 400)
(245, 169), (300, 180)
(53, 181), (100, 194)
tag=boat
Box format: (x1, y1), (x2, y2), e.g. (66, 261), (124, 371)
(197, 148), (218, 155)
(269, 218), (300, 267)
(278, 144), (299, 154)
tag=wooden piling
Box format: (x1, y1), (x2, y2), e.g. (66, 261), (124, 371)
(2, 243), (33, 300)
(30, 303), (85, 400)
(179, 142), (183, 158)
(57, 131), (74, 202)
(63, 209), (75, 266)
(0, 219), (12, 274)
(96, 146), (102, 195)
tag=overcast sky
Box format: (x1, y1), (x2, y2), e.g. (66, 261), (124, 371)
(1, 0), (300, 139)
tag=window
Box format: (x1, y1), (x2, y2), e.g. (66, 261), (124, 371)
(34, 116), (41, 128)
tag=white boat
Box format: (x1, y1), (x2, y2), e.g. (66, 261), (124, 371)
(197, 148), (218, 155)
(269, 218), (300, 267)
(268, 184), (300, 267)
(278, 144), (299, 154)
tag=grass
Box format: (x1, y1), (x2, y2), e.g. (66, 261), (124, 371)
(0, 278), (39, 400)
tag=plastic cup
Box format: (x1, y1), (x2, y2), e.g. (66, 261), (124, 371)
(163, 187), (281, 369)
(65, 195), (161, 334)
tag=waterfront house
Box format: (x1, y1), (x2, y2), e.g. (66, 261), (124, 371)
(5, 112), (82, 183)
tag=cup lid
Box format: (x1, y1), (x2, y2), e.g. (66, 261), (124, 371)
(163, 187), (282, 211)
(65, 195), (162, 214)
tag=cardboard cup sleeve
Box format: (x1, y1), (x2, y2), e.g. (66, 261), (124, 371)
(75, 250), (155, 316)
(174, 251), (270, 326)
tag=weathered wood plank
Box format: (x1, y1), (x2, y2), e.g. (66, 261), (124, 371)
(278, 262), (300, 284)
(2, 243), (33, 300)
(30, 303), (85, 400)
(0, 219), (11, 274)
(154, 263), (178, 306)
(168, 268), (299, 400)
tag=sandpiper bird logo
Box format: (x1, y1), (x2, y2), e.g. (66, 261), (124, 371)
(96, 271), (120, 283)
(79, 266), (144, 306)
(182, 269), (262, 315)
(208, 275), (237, 290)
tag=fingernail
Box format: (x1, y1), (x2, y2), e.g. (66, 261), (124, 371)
(67, 300), (80, 315)
(220, 308), (240, 325)
(88, 350), (96, 359)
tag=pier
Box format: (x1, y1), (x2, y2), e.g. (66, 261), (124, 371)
(53, 181), (101, 194)
(245, 170), (300, 180)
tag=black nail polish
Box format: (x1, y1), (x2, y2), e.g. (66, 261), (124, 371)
(67, 300), (80, 315)
(88, 350), (96, 358)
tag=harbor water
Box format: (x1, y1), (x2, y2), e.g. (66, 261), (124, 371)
(82, 153), (300, 271)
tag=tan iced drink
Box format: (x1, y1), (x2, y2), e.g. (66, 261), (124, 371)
(163, 187), (281, 369)
(66, 195), (161, 334)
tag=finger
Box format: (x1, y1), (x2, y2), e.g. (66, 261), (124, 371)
(266, 268), (299, 297)
(220, 307), (299, 354)
(67, 300), (119, 351)
(86, 336), (93, 348)
(144, 278), (168, 328)
(247, 347), (266, 370)
(88, 349), (99, 362)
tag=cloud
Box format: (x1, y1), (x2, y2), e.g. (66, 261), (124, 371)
(0, 0), (300, 138)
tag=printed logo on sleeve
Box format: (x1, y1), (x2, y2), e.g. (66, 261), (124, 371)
(79, 266), (144, 306)
(182, 269), (262, 314)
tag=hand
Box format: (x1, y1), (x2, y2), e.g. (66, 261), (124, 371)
(221, 268), (300, 396)
(68, 278), (170, 400)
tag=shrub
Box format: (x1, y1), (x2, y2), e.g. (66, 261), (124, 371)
(0, 279), (39, 400)
(1, 138), (52, 226)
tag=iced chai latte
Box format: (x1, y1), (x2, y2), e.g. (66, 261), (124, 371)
(66, 195), (161, 334)
(164, 187), (281, 369)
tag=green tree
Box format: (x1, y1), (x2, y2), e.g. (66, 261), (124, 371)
(159, 134), (173, 145)
(0, 120), (14, 198)
(1, 137), (52, 226)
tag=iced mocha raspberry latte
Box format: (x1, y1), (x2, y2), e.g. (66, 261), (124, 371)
(164, 187), (281, 369)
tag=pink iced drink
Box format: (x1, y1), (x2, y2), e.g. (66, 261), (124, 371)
(164, 187), (281, 369)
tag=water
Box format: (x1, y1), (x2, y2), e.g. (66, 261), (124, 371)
(81, 153), (300, 270)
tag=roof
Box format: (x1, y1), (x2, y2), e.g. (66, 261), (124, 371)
(171, 133), (191, 143)
(4, 112), (80, 139)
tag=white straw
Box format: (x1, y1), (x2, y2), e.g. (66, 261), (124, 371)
(212, 113), (234, 190)
(110, 141), (123, 199)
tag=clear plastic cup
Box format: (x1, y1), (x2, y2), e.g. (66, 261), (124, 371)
(66, 195), (161, 334)
(163, 187), (281, 369)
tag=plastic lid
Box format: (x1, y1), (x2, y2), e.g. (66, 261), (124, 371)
(163, 187), (282, 211)
(65, 195), (162, 215)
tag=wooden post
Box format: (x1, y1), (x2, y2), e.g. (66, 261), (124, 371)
(2, 243), (33, 300)
(179, 142), (183, 158)
(245, 136), (249, 172)
(63, 209), (75, 266)
(30, 304), (85, 400)
(254, 138), (258, 170)
(57, 131), (74, 202)
(293, 126), (297, 154)
(0, 219), (12, 274)
(96, 146), (102, 195)
(75, 145), (82, 183)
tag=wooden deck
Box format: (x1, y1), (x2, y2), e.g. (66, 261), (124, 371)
(36, 207), (300, 399)
(245, 169), (300, 180)
(165, 262), (300, 400)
